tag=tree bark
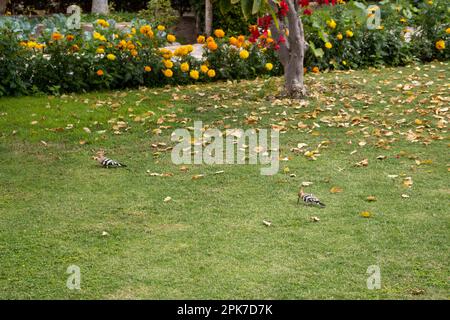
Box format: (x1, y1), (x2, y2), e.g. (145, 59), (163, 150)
(0, 0), (8, 15)
(205, 0), (213, 36)
(91, 0), (109, 14)
(270, 0), (306, 98)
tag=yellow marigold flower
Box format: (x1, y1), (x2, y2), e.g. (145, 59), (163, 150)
(167, 34), (176, 43)
(342, 60), (347, 65)
(400, 18), (406, 23)
(238, 35), (245, 43)
(200, 65), (209, 73)
(147, 30), (154, 38)
(93, 32), (101, 40)
(207, 69), (216, 78)
(446, 27), (450, 34)
(127, 43), (135, 50)
(180, 62), (190, 72)
(326, 19), (337, 29)
(160, 48), (173, 59)
(131, 28), (136, 34)
(312, 66), (319, 74)
(51, 32), (64, 41)
(99, 35), (107, 42)
(144, 66), (152, 72)
(66, 34), (74, 41)
(346, 30), (354, 38)
(214, 29), (225, 38)
(163, 59), (174, 68)
(337, 33), (343, 40)
(197, 35), (206, 44)
(107, 53), (116, 61)
(96, 19), (109, 28)
(435, 39), (445, 50)
(427, 0), (432, 4)
(189, 70), (199, 80)
(140, 25), (151, 34)
(71, 44), (79, 52)
(26, 41), (37, 48)
(377, 25), (384, 30)
(96, 47), (105, 54)
(186, 45), (194, 53)
(131, 50), (138, 57)
(157, 25), (165, 31)
(207, 41), (218, 51)
(163, 69), (173, 77)
(229, 36), (238, 46)
(239, 49), (250, 59)
(174, 46), (189, 57)
(97, 69), (104, 76)
(265, 63), (273, 71)
(206, 36), (214, 43)
(325, 42), (333, 49)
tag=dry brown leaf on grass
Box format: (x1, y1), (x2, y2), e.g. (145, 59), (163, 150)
(366, 196), (377, 202)
(310, 216), (320, 222)
(163, 196), (172, 202)
(403, 177), (413, 188)
(330, 187), (343, 194)
(192, 174), (205, 180)
(355, 158), (369, 167)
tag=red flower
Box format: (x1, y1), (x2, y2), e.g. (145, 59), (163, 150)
(278, 35), (286, 44)
(279, 0), (289, 17)
(299, 0), (310, 7)
(257, 15), (272, 30)
(274, 44), (280, 50)
(303, 8), (313, 15)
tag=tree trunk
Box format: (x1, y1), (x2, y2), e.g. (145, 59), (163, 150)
(205, 0), (213, 36)
(91, 0), (109, 14)
(270, 0), (306, 98)
(0, 0), (8, 15)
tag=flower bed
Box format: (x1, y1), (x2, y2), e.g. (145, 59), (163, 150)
(0, 0), (448, 97)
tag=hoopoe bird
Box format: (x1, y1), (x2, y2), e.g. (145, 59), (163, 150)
(298, 188), (325, 208)
(93, 151), (127, 168)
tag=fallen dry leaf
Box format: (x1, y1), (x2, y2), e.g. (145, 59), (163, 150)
(330, 187), (343, 194)
(355, 159), (369, 167)
(403, 177), (413, 188)
(262, 220), (272, 227)
(310, 216), (320, 222)
(163, 196), (172, 202)
(366, 196), (377, 202)
(360, 211), (372, 218)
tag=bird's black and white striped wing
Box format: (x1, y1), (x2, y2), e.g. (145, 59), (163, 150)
(101, 158), (126, 168)
(302, 193), (325, 207)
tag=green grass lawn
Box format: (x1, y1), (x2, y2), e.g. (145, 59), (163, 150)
(0, 62), (448, 299)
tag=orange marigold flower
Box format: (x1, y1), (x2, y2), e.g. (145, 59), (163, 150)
(51, 32), (64, 41)
(207, 41), (218, 51)
(312, 66), (319, 74)
(66, 34), (75, 41)
(214, 29), (225, 38)
(97, 69), (104, 76)
(144, 66), (152, 72)
(197, 35), (206, 44)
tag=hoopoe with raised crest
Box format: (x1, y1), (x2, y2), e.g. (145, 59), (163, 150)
(93, 151), (127, 168)
(298, 188), (325, 208)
